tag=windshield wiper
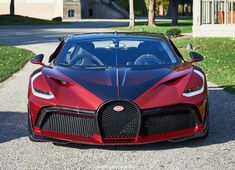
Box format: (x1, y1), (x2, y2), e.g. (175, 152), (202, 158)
(70, 65), (112, 70)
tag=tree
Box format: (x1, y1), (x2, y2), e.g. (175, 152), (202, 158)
(10, 0), (15, 16)
(129, 0), (135, 27)
(171, 0), (179, 26)
(148, 0), (156, 27)
(167, 0), (173, 17)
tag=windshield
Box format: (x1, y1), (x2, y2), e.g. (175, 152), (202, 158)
(57, 38), (179, 68)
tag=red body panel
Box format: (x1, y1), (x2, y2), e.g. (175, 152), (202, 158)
(28, 62), (208, 145)
(28, 68), (104, 125)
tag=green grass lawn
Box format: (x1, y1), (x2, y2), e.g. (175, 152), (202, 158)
(173, 38), (235, 95)
(0, 45), (33, 82)
(0, 15), (66, 25)
(113, 20), (192, 34)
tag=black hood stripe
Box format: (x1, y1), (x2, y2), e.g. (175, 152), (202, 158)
(58, 67), (171, 101)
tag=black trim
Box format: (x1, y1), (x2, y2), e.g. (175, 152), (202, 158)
(49, 40), (65, 63)
(35, 107), (96, 128)
(168, 39), (185, 60)
(142, 104), (203, 124)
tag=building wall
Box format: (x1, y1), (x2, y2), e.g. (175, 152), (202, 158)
(63, 0), (81, 20)
(0, 0), (63, 20)
(0, 0), (127, 20)
(193, 0), (235, 37)
(81, 0), (127, 19)
(193, 25), (235, 37)
(90, 2), (124, 19)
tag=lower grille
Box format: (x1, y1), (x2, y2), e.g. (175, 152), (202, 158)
(98, 101), (141, 139)
(142, 109), (196, 136)
(41, 112), (96, 137)
(37, 105), (199, 140)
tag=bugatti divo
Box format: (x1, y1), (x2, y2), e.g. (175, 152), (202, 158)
(28, 33), (209, 145)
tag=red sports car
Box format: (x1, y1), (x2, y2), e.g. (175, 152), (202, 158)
(28, 33), (209, 145)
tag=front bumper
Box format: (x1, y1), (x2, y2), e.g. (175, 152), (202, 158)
(29, 102), (207, 145)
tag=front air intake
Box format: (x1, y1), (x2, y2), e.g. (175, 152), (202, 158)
(142, 109), (196, 136)
(41, 111), (96, 137)
(98, 101), (141, 139)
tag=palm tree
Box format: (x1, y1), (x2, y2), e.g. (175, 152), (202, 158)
(129, 0), (135, 28)
(148, 0), (156, 27)
(10, 0), (15, 16)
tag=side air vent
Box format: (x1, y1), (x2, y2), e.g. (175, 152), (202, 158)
(162, 75), (185, 85)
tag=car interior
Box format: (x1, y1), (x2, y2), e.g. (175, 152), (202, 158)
(62, 40), (176, 67)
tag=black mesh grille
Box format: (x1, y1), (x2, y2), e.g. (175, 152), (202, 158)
(41, 112), (96, 137)
(142, 110), (196, 136)
(98, 101), (141, 139)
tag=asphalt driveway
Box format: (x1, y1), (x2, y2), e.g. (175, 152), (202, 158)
(0, 21), (234, 170)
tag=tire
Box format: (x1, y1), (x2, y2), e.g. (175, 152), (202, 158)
(28, 113), (45, 142)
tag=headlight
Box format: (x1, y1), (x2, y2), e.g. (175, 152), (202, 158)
(34, 88), (53, 96)
(31, 72), (54, 99)
(184, 85), (202, 93)
(183, 70), (205, 97)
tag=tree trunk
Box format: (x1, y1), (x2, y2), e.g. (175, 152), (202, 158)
(10, 0), (15, 16)
(129, 0), (135, 28)
(190, 2), (193, 16)
(171, 0), (179, 26)
(182, 3), (185, 16)
(148, 0), (156, 27)
(167, 0), (173, 17)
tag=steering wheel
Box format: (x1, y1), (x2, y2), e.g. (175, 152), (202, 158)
(134, 54), (162, 65)
(73, 55), (104, 66)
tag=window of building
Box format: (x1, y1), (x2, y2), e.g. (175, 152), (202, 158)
(68, 9), (75, 18)
(89, 9), (93, 17)
(214, 0), (225, 24)
(201, 0), (235, 25)
(228, 1), (235, 24)
(201, 0), (212, 24)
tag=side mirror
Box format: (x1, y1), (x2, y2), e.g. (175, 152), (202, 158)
(189, 51), (204, 63)
(30, 54), (45, 66)
(186, 43), (193, 50)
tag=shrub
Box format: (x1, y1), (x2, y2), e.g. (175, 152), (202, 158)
(51, 17), (62, 22)
(166, 28), (182, 38)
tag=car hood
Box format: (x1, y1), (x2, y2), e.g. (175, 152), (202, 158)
(57, 66), (172, 101)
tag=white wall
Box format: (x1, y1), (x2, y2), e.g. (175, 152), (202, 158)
(193, 0), (235, 37)
(0, 0), (63, 20)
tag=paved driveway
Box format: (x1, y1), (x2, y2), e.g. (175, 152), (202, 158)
(0, 21), (235, 170)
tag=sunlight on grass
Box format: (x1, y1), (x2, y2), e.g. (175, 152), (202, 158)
(173, 38), (235, 95)
(113, 20), (192, 34)
(0, 46), (33, 82)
